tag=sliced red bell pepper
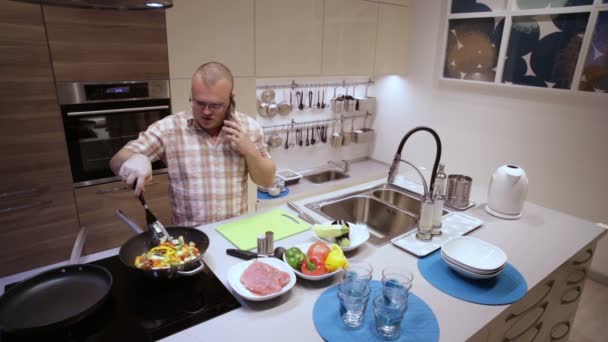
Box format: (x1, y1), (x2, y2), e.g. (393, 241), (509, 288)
(300, 255), (328, 276)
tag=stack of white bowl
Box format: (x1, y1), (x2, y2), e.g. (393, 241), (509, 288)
(440, 236), (507, 279)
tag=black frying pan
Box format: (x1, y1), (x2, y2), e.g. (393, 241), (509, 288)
(0, 228), (112, 335)
(116, 211), (209, 279)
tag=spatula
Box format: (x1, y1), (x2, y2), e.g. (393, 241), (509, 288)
(137, 193), (172, 244)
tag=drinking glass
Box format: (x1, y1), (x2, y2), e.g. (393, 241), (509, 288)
(373, 294), (408, 339)
(381, 267), (413, 304)
(337, 279), (371, 328)
(342, 261), (373, 286)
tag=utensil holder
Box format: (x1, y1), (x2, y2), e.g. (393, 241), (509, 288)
(345, 99), (356, 112)
(353, 128), (375, 143)
(446, 175), (472, 209)
(332, 99), (344, 113)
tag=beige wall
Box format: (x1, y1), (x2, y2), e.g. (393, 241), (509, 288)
(369, 0), (608, 279)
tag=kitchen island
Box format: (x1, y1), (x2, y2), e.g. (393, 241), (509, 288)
(0, 177), (604, 341)
(162, 178), (605, 341)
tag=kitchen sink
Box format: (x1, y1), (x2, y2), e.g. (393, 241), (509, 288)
(305, 184), (449, 246)
(372, 189), (421, 215)
(317, 195), (418, 246)
(304, 170), (349, 184)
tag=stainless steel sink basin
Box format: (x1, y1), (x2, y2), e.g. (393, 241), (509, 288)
(318, 195), (418, 246)
(304, 170), (349, 184)
(305, 184), (450, 246)
(372, 189), (421, 215)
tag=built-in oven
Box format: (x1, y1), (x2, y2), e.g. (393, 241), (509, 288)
(57, 80), (171, 187)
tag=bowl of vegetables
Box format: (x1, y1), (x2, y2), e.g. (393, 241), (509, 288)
(283, 241), (349, 280)
(312, 221), (370, 252)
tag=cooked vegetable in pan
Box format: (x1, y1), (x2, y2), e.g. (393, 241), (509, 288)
(134, 236), (201, 270)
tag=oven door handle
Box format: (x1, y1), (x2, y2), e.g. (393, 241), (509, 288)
(66, 105), (170, 116)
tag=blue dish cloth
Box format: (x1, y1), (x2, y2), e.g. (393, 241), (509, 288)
(418, 251), (528, 305)
(257, 187), (289, 200)
(313, 280), (440, 342)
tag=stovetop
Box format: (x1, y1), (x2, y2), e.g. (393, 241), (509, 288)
(1, 255), (240, 341)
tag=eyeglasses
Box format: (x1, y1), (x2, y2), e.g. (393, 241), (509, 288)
(190, 98), (226, 112)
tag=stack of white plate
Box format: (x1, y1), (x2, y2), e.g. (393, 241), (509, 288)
(440, 236), (507, 279)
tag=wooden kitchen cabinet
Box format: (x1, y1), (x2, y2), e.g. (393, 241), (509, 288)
(322, 0), (378, 76)
(374, 2), (410, 76)
(255, 0), (324, 77)
(165, 0), (254, 78)
(0, 0), (79, 277)
(43, 5), (169, 82)
(74, 174), (172, 255)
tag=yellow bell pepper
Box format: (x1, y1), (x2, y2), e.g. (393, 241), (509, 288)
(325, 244), (349, 272)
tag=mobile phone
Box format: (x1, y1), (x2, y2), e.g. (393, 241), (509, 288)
(228, 96), (236, 119)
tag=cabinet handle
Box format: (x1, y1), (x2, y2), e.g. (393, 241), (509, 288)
(507, 280), (554, 320)
(96, 181), (159, 194)
(550, 321), (570, 341)
(572, 248), (593, 266)
(504, 302), (547, 341)
(67, 105), (169, 116)
(503, 321), (543, 342)
(566, 269), (586, 285)
(0, 200), (52, 215)
(0, 187), (47, 200)
(560, 286), (582, 305)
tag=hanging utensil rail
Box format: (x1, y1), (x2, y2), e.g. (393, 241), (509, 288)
(256, 79), (374, 90)
(262, 113), (371, 132)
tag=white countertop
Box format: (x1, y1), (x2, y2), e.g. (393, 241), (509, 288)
(1, 177), (604, 342)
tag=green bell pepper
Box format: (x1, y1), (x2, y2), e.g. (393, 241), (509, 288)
(285, 247), (305, 270)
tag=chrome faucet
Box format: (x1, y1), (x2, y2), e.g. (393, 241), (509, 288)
(328, 160), (350, 173)
(387, 126), (442, 198)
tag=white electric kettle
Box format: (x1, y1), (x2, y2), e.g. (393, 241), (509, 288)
(485, 164), (528, 219)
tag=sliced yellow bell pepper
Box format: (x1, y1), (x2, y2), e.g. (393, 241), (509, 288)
(325, 244), (349, 272)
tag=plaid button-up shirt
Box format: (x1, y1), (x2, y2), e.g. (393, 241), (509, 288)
(125, 110), (270, 227)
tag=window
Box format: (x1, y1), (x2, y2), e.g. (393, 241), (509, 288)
(441, 0), (608, 93)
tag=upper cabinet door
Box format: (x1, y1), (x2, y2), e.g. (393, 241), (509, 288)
(43, 6), (169, 82)
(166, 0), (254, 78)
(374, 3), (410, 76)
(255, 0), (324, 77)
(322, 0), (378, 76)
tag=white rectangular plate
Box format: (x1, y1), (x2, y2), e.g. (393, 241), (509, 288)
(391, 212), (484, 257)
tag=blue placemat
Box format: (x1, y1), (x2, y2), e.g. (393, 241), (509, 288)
(418, 251), (527, 305)
(257, 187), (289, 200)
(313, 280), (440, 342)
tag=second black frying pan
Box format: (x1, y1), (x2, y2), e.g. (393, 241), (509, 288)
(0, 228), (112, 335)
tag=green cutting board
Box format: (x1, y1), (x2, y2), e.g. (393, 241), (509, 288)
(216, 209), (310, 250)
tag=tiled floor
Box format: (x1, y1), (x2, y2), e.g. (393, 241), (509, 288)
(569, 278), (608, 342)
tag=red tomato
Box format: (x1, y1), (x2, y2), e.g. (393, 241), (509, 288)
(307, 242), (331, 262)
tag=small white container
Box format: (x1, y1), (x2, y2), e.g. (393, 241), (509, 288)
(277, 169), (303, 186)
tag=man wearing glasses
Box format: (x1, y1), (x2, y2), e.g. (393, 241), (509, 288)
(110, 62), (276, 226)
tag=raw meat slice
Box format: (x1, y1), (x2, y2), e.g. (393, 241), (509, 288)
(240, 260), (290, 295)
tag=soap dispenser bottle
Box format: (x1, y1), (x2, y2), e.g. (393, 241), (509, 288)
(432, 163), (447, 235)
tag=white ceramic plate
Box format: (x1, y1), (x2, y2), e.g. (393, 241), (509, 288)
(441, 250), (505, 274)
(283, 242), (344, 281)
(227, 258), (296, 301)
(442, 254), (503, 279)
(441, 236), (507, 271)
(312, 223), (369, 252)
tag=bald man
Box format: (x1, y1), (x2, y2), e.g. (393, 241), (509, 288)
(110, 62), (276, 226)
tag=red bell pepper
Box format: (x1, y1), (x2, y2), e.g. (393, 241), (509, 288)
(301, 255), (328, 276)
